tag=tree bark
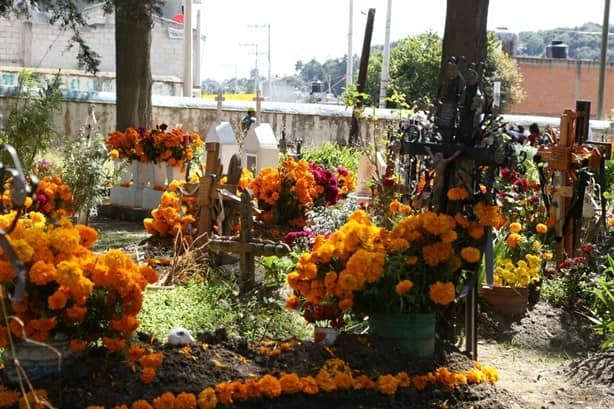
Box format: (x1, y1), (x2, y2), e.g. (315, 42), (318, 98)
(115, 1), (153, 130)
(441, 0), (489, 78)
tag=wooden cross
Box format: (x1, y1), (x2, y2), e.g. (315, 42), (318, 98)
(215, 88), (225, 123)
(253, 89), (264, 120)
(207, 189), (290, 294)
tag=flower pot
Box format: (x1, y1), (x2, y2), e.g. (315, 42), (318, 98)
(479, 286), (528, 317)
(369, 312), (436, 358)
(152, 162), (167, 188)
(1, 333), (81, 383)
(314, 327), (339, 346)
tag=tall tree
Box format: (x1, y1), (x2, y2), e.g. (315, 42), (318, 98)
(441, 0), (489, 79)
(113, 0), (158, 130)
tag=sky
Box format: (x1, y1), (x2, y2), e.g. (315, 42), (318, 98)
(196, 0), (611, 81)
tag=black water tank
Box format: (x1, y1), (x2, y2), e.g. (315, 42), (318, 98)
(546, 40), (568, 59)
(311, 81), (323, 93)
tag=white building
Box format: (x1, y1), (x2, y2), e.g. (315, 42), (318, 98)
(0, 1), (204, 96)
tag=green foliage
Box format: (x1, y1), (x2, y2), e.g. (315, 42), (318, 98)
(0, 70), (62, 171)
(301, 142), (362, 173)
(518, 23), (614, 61)
(389, 32), (443, 105)
(138, 274), (310, 342)
(61, 131), (113, 216)
(587, 260), (614, 349)
(259, 254), (298, 288)
(483, 32), (526, 112)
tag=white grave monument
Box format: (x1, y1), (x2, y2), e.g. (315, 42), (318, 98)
(242, 90), (279, 173)
(206, 89), (240, 173)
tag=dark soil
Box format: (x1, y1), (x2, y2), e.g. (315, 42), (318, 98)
(20, 332), (521, 409)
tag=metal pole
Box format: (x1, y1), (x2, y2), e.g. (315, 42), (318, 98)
(268, 24), (272, 101)
(194, 9), (202, 94)
(183, 0), (193, 97)
(346, 0), (353, 86)
(379, 0), (392, 108)
(597, 0), (611, 119)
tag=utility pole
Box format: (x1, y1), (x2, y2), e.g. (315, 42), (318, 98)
(183, 0), (193, 97)
(346, 0), (354, 87)
(379, 0), (392, 108)
(248, 24), (272, 100)
(239, 42), (260, 94)
(597, 0), (611, 120)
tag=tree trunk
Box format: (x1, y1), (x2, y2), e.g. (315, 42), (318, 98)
(115, 2), (153, 130)
(441, 0), (489, 78)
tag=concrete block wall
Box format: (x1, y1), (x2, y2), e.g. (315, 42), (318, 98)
(0, 12), (188, 81)
(0, 18), (24, 65)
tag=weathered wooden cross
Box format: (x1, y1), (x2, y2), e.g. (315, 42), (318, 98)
(253, 89), (264, 120)
(215, 88), (225, 123)
(207, 189), (290, 294)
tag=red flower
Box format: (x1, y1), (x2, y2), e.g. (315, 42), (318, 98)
(582, 246), (592, 255)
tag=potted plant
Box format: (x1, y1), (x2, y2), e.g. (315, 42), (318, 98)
(286, 193), (497, 358)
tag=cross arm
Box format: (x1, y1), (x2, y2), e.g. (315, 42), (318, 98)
(403, 142), (502, 166)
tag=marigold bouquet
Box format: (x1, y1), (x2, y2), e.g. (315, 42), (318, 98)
(492, 221), (552, 288)
(143, 179), (196, 238)
(249, 157), (322, 228)
(105, 124), (203, 169)
(286, 196), (494, 321)
(0, 212), (158, 350)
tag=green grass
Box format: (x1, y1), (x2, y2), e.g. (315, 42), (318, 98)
(138, 271), (311, 343)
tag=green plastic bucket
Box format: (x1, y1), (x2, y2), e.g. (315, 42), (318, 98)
(369, 312), (436, 358)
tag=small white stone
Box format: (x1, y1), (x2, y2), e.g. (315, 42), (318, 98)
(167, 328), (195, 346)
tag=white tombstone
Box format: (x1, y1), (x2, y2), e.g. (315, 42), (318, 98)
(243, 122), (279, 174)
(376, 151), (388, 178)
(206, 121), (239, 173)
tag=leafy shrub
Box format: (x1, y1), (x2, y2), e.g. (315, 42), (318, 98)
(61, 132), (112, 219)
(301, 142), (361, 173)
(0, 70), (62, 171)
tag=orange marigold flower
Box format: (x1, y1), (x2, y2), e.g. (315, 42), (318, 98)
(396, 371), (411, 388)
(215, 383), (233, 405)
(139, 367), (156, 384)
(460, 247), (481, 264)
(315, 371), (336, 392)
(75, 224), (98, 248)
(482, 366), (499, 383)
(300, 376), (319, 395)
(70, 339), (87, 352)
(174, 392), (196, 409)
(128, 345), (146, 361)
(536, 223), (548, 234)
(139, 352), (164, 368)
(256, 374), (282, 399)
(353, 374), (376, 390)
(412, 374), (429, 391)
(279, 373), (302, 394)
(65, 305), (87, 322)
(395, 280), (413, 295)
(447, 186), (469, 201)
(131, 399), (153, 409)
(468, 223), (485, 239)
(29, 260), (56, 285)
(102, 337), (127, 352)
(429, 281), (456, 305)
(48, 288), (68, 310)
(139, 265), (159, 284)
(338, 297), (353, 310)
(197, 387), (217, 409)
(285, 295), (299, 310)
(507, 233), (522, 248)
(153, 392), (175, 409)
(509, 222), (522, 233)
(334, 372), (353, 390)
(377, 374), (398, 395)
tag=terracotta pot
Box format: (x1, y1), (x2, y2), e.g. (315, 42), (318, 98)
(479, 286), (528, 317)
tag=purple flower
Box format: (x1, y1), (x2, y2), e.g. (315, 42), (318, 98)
(36, 193), (48, 206)
(159, 123), (168, 131)
(337, 166), (349, 177)
(284, 230), (315, 248)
